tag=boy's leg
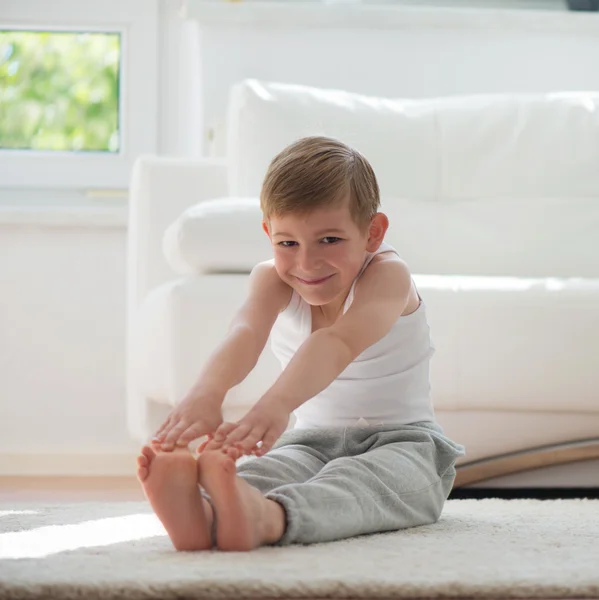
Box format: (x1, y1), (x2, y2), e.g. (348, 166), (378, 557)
(199, 434), (331, 512)
(197, 442), (329, 551)
(197, 429), (341, 551)
(200, 426), (342, 510)
(235, 442), (328, 493)
(234, 426), (347, 492)
(265, 425), (463, 545)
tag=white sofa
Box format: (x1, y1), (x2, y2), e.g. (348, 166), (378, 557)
(127, 80), (599, 488)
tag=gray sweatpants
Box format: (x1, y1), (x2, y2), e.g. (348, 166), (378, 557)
(233, 421), (465, 546)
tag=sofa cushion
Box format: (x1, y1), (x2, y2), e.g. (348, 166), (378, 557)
(162, 195), (444, 274)
(164, 193), (599, 278)
(162, 197), (272, 274)
(226, 80), (599, 278)
(227, 79), (439, 201)
(136, 272), (599, 416)
(228, 79), (599, 202)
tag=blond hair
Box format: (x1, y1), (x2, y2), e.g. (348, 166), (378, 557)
(260, 136), (380, 230)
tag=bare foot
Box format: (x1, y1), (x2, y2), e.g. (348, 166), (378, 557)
(137, 444), (213, 551)
(197, 447), (286, 551)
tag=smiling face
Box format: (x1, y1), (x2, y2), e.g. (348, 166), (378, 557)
(263, 199), (386, 308)
(259, 136), (386, 309)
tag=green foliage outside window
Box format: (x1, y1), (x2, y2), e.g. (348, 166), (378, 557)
(0, 31), (120, 152)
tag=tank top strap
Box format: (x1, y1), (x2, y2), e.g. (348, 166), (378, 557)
(342, 241), (399, 313)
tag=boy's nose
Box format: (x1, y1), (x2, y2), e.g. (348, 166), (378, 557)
(298, 249), (322, 272)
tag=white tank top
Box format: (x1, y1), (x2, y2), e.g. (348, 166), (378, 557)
(270, 242), (437, 429)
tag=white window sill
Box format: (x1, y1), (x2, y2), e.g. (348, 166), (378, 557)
(0, 206), (128, 228)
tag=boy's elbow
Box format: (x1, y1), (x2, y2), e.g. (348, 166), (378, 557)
(317, 328), (356, 368)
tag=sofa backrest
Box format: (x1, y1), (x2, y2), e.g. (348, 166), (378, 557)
(226, 80), (599, 278)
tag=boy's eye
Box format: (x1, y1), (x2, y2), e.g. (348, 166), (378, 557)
(277, 237), (341, 247)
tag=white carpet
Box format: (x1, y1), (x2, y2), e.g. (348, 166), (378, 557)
(0, 498), (598, 600)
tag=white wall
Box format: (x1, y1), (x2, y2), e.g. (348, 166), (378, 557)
(191, 1), (599, 155)
(0, 215), (137, 474)
(3, 1), (599, 475)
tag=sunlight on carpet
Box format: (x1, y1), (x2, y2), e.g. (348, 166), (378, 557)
(0, 513), (165, 559)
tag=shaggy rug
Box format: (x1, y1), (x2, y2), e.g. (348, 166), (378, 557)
(0, 499), (598, 600)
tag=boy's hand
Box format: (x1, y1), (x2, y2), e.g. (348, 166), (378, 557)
(152, 390), (224, 451)
(213, 400), (290, 456)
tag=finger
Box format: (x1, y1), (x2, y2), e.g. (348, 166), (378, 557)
(161, 421), (189, 449)
(214, 422), (239, 441)
(154, 417), (169, 438)
(176, 423), (210, 447)
(250, 443), (262, 456)
(228, 441), (253, 456)
(203, 437), (224, 452)
(214, 422), (238, 439)
(256, 430), (279, 456)
(222, 422), (252, 445)
(236, 428), (266, 454)
(153, 416), (174, 441)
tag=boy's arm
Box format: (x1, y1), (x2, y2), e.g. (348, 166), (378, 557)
(155, 260), (291, 449)
(216, 255), (413, 454)
(192, 260), (291, 396)
(265, 256), (412, 409)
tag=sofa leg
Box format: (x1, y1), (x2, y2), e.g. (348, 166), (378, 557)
(454, 438), (599, 487)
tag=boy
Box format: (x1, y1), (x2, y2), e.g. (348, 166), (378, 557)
(137, 136), (465, 552)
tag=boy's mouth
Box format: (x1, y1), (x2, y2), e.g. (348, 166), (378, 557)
(296, 274), (333, 286)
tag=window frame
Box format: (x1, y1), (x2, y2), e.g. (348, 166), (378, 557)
(0, 0), (158, 190)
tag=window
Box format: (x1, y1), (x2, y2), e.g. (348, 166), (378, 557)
(1, 31), (121, 153)
(0, 0), (157, 191)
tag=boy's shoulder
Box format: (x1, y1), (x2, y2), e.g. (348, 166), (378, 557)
(365, 249), (412, 284)
(251, 258), (276, 276)
(371, 248), (405, 265)
(250, 260), (293, 313)
(328, 253), (416, 358)
(352, 251), (417, 317)
(251, 259), (281, 283)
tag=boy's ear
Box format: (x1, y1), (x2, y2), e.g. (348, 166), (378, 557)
(262, 220), (271, 239)
(366, 212), (389, 252)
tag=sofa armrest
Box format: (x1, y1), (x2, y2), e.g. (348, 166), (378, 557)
(126, 156), (227, 442)
(127, 156), (228, 312)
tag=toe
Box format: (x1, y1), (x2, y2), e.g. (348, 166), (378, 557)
(142, 445), (156, 461)
(137, 465), (149, 482)
(204, 438), (224, 452)
(137, 454), (148, 468)
(196, 436), (215, 454)
(225, 446), (242, 461)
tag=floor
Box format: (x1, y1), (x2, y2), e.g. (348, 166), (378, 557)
(2, 476), (598, 503)
(0, 476), (146, 502)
